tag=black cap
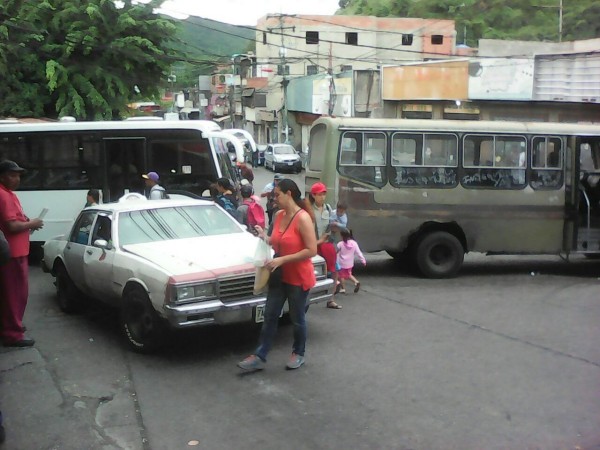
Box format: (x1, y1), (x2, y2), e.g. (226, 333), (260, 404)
(0, 160), (26, 174)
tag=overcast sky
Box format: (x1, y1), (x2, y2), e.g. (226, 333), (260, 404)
(158, 0), (340, 25)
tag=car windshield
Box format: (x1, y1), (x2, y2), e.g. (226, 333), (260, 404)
(118, 204), (243, 245)
(274, 145), (296, 155)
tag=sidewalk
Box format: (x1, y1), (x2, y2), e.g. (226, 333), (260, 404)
(1, 344), (142, 450)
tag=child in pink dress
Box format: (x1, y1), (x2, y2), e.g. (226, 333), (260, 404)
(336, 229), (366, 293)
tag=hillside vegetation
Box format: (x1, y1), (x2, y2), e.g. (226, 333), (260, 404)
(170, 16), (255, 86)
(337, 0), (600, 46)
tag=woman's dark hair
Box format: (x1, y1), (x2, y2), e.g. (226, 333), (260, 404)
(340, 228), (353, 242)
(277, 178), (314, 219)
(208, 183), (219, 200)
(216, 177), (234, 191)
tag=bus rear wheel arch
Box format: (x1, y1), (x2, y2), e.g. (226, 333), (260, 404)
(414, 231), (465, 278)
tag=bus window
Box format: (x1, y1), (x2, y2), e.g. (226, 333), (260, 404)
(392, 134), (419, 166)
(530, 137), (563, 190)
(495, 137), (525, 168)
(462, 134), (526, 189)
(149, 140), (215, 196)
(340, 134), (359, 164)
(391, 133), (458, 187)
(338, 131), (386, 188)
(425, 134), (457, 167)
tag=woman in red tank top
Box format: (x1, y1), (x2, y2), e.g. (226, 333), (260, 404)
(238, 179), (317, 372)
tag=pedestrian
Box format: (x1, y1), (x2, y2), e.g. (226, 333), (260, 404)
(336, 228), (366, 294)
(251, 143), (259, 167)
(85, 188), (100, 207)
(329, 200), (348, 245)
(0, 160), (43, 347)
(215, 177), (239, 218)
(261, 173), (282, 225)
(308, 181), (341, 309)
(142, 171), (167, 199)
(237, 184), (265, 235)
(237, 161), (254, 183)
(237, 178), (317, 372)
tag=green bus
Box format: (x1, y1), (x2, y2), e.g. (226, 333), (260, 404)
(305, 117), (600, 278)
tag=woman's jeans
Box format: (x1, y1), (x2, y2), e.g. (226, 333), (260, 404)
(255, 282), (310, 361)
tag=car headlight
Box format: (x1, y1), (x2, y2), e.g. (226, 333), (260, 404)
(313, 261), (326, 279)
(173, 283), (217, 304)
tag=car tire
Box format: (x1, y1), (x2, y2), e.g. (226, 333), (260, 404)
(120, 285), (166, 353)
(414, 231), (464, 279)
(55, 263), (83, 313)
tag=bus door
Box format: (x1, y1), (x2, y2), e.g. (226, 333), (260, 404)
(574, 137), (600, 254)
(103, 138), (145, 202)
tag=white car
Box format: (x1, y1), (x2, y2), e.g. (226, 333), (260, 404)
(42, 198), (334, 352)
(263, 143), (302, 173)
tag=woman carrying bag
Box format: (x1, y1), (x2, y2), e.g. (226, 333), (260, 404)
(238, 179), (317, 372)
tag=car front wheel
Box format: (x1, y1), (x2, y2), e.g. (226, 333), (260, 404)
(120, 286), (166, 353)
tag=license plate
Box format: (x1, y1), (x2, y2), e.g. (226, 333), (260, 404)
(287, 162), (293, 166)
(255, 305), (265, 323)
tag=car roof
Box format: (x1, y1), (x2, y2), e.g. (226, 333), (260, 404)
(85, 198), (214, 214)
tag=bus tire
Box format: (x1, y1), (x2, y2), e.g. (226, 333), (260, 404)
(120, 286), (166, 353)
(415, 231), (464, 279)
(55, 264), (83, 313)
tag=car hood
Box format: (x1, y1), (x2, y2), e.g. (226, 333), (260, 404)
(122, 233), (261, 277)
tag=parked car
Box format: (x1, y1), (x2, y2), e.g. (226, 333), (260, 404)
(42, 198), (334, 352)
(264, 143), (302, 173)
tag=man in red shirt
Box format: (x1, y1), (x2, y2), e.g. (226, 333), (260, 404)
(0, 160), (43, 347)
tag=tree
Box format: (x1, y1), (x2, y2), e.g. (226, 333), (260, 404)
(0, 0), (178, 120)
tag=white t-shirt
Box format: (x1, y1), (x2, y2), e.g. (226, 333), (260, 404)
(149, 184), (166, 200)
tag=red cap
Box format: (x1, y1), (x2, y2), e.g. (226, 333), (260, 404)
(310, 182), (327, 195)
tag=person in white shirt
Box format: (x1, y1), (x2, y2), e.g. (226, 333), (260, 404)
(142, 171), (167, 199)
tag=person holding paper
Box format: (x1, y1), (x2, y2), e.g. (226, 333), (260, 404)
(0, 160), (43, 347)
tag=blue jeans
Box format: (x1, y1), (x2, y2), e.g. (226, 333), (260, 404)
(255, 282), (309, 361)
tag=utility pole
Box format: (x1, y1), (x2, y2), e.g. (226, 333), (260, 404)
(558, 0), (563, 43)
(270, 15), (295, 144)
(537, 0), (563, 42)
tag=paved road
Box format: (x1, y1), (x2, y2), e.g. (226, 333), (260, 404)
(2, 250), (599, 449)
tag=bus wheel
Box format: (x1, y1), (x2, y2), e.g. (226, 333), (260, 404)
(415, 231), (464, 278)
(55, 264), (83, 313)
(120, 286), (166, 353)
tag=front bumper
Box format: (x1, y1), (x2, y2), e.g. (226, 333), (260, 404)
(163, 277), (334, 328)
(274, 161), (302, 172)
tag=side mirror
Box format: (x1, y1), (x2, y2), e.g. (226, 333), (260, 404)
(93, 239), (111, 250)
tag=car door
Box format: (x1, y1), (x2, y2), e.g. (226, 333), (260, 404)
(265, 145), (274, 169)
(84, 214), (116, 300)
(63, 211), (96, 292)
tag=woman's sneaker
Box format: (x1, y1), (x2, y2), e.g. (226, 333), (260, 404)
(286, 353), (305, 370)
(237, 355), (265, 371)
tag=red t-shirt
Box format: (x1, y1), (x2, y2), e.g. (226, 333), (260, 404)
(270, 210), (316, 291)
(0, 184), (30, 257)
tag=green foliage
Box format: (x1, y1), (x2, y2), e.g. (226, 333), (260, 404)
(337, 0), (599, 45)
(0, 0), (178, 120)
